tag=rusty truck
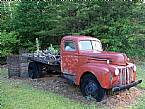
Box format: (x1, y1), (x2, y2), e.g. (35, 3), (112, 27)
(26, 35), (142, 101)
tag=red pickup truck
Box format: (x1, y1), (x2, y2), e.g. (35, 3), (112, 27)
(28, 35), (142, 101)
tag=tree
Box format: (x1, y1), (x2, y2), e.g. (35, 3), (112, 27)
(0, 31), (19, 57)
(0, 0), (145, 60)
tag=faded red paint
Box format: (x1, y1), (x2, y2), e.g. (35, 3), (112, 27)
(60, 35), (136, 89)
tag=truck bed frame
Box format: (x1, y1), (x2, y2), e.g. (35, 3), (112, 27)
(22, 52), (61, 76)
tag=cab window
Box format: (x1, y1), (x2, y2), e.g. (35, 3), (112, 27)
(64, 41), (76, 51)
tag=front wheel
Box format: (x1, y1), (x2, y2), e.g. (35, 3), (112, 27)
(80, 74), (105, 102)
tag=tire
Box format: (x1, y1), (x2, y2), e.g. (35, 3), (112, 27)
(80, 74), (105, 102)
(28, 62), (40, 79)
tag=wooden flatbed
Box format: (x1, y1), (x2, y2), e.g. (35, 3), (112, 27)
(21, 53), (60, 65)
(20, 52), (61, 78)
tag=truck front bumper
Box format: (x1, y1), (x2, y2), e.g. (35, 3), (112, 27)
(112, 80), (142, 92)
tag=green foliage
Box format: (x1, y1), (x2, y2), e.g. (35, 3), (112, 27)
(0, 31), (19, 57)
(1, 1), (145, 60)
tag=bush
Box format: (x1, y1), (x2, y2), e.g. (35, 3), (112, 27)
(0, 31), (20, 58)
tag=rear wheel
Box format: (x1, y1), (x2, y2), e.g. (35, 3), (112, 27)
(80, 74), (105, 102)
(28, 62), (40, 79)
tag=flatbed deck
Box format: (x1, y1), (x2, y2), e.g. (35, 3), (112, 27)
(21, 53), (60, 65)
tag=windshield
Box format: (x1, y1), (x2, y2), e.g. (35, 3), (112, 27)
(79, 40), (102, 51)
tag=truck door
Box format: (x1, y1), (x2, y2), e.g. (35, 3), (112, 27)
(61, 40), (78, 82)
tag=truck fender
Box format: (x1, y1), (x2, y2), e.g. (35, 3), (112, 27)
(76, 63), (111, 89)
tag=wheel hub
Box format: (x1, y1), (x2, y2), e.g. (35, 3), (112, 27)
(85, 82), (98, 95)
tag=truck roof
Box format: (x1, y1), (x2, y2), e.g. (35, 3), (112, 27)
(62, 35), (100, 41)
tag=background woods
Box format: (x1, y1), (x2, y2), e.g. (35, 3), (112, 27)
(0, 0), (145, 61)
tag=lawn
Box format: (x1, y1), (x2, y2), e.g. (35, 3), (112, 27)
(0, 62), (145, 109)
(0, 69), (99, 109)
(128, 62), (145, 109)
(136, 62), (145, 89)
(0, 80), (98, 109)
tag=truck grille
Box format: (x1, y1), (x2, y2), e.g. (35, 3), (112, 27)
(119, 67), (133, 86)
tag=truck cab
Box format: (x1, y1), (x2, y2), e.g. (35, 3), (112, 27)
(60, 35), (142, 101)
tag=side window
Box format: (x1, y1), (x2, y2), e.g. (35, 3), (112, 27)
(64, 41), (76, 51)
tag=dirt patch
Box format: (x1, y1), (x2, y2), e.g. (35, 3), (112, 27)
(104, 88), (143, 108)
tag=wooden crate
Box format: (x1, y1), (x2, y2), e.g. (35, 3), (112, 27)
(7, 54), (29, 78)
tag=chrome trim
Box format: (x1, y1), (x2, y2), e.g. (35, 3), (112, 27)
(124, 67), (126, 85)
(119, 65), (134, 86)
(120, 68), (122, 85)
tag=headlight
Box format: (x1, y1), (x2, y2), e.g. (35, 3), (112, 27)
(127, 58), (130, 61)
(115, 68), (119, 76)
(133, 65), (136, 72)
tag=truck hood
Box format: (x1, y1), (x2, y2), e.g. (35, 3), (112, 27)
(81, 51), (128, 66)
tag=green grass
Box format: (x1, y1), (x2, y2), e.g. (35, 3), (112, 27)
(136, 62), (145, 89)
(129, 92), (145, 109)
(0, 68), (99, 109)
(0, 62), (145, 109)
(0, 68), (7, 77)
(128, 62), (145, 109)
(0, 78), (98, 109)
(0, 80), (97, 109)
